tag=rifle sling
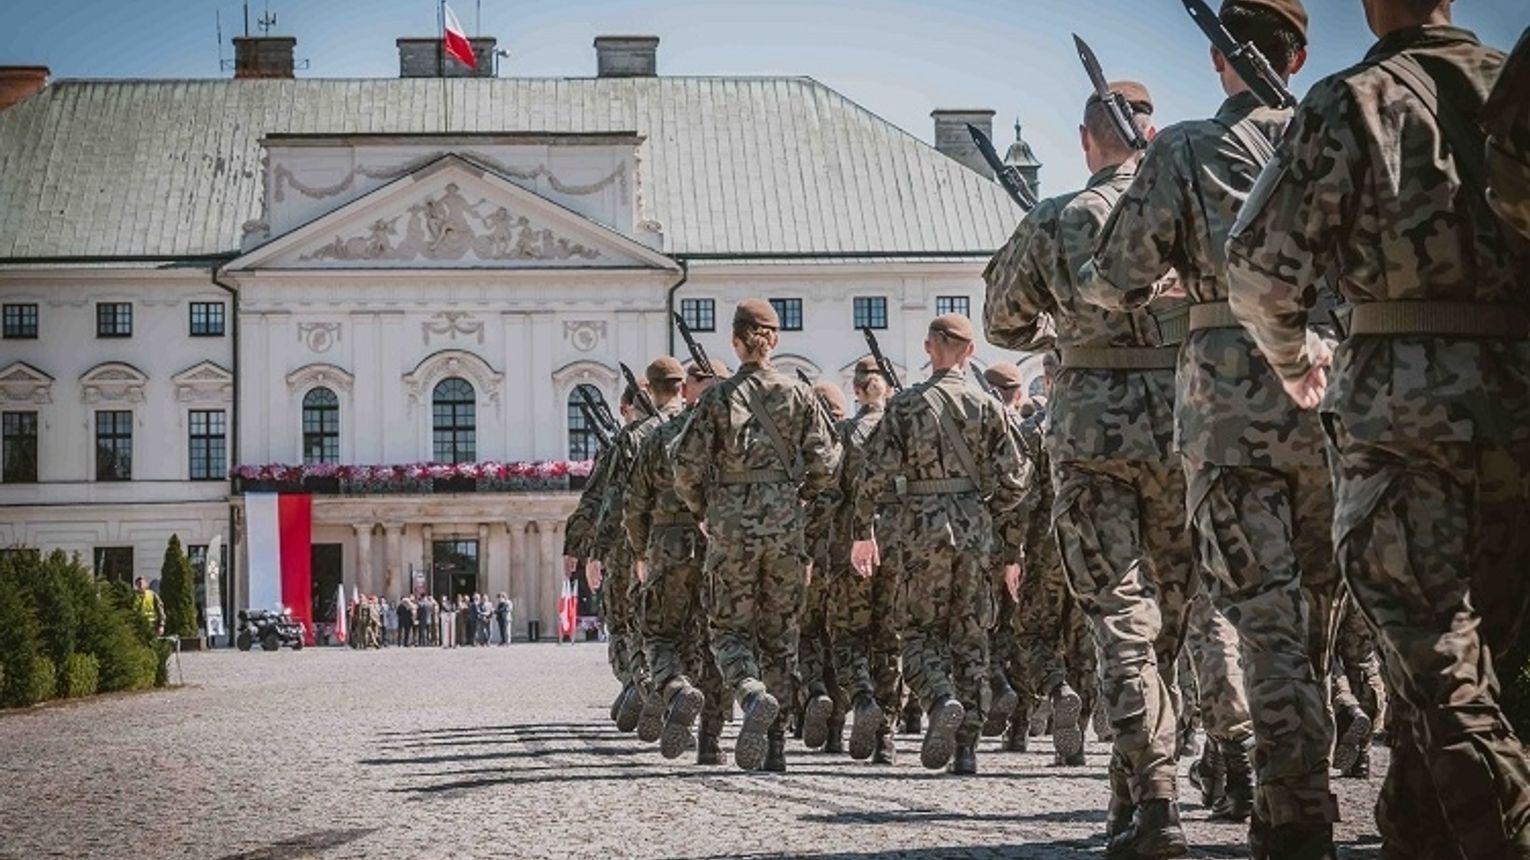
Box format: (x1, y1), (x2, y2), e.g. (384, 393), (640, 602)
(919, 385), (984, 491)
(741, 376), (805, 483)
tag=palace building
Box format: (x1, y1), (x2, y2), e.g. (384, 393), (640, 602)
(0, 34), (1040, 638)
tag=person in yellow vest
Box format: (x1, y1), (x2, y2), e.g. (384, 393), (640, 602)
(134, 577), (165, 637)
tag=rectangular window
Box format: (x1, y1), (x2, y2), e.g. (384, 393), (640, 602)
(853, 296), (888, 330)
(936, 295), (971, 318)
(96, 302), (133, 338)
(679, 298), (716, 333)
(2, 303), (38, 339)
(95, 410), (133, 481)
(188, 410), (226, 481)
(1, 411), (38, 484)
(769, 298), (804, 332)
(93, 546), (134, 583)
(189, 302), (225, 337)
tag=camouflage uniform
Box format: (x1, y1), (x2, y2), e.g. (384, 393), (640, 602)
(1485, 27), (1530, 241)
(986, 160), (1204, 808)
(1226, 24), (1530, 856)
(564, 434), (635, 686)
(799, 457), (847, 748)
(1184, 593), (1253, 749)
(1082, 90), (1342, 830)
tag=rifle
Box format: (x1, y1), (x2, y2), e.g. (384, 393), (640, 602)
(619, 362), (658, 419)
(1181, 0), (1295, 110)
(671, 312), (716, 378)
(970, 364), (1001, 401)
(1073, 35), (1148, 151)
(576, 401), (613, 452)
(796, 368), (836, 416)
(861, 327), (904, 392)
(968, 123), (1039, 211)
(576, 385), (621, 436)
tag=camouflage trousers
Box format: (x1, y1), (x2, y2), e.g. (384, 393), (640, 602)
(1184, 592), (1254, 744)
(602, 551), (648, 690)
(798, 565), (846, 719)
(829, 550), (903, 725)
(1189, 461), (1341, 827)
(641, 525), (728, 737)
(1327, 423), (1530, 858)
(1008, 530), (1097, 723)
(705, 528), (806, 727)
(900, 536), (994, 738)
(1053, 457), (1197, 803)
(1330, 591), (1387, 730)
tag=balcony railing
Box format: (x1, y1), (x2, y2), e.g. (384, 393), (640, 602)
(230, 461), (593, 495)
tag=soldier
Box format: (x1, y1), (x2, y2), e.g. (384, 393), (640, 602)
(851, 314), (1028, 776)
(1225, 1), (1530, 855)
(1328, 597), (1384, 779)
(986, 78), (1216, 857)
(671, 299), (839, 773)
(625, 360), (732, 764)
(1183, 593), (1256, 818)
(827, 356), (902, 764)
(1079, 3), (1345, 855)
(1485, 26), (1530, 240)
(800, 381), (851, 754)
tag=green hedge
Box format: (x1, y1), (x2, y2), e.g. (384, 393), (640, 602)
(62, 653), (99, 698)
(160, 535), (199, 640)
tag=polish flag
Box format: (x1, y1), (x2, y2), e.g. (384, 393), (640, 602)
(442, 4), (477, 69)
(558, 578), (579, 641)
(334, 583), (348, 645)
(246, 493), (314, 644)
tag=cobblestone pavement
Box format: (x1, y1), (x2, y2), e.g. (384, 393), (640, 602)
(0, 644), (1384, 859)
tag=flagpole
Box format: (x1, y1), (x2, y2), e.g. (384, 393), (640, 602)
(438, 0), (447, 133)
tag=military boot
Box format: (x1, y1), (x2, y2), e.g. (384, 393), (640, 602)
(733, 687), (780, 771)
(1250, 818), (1337, 860)
(949, 740), (978, 775)
(615, 684), (643, 733)
(872, 727), (897, 765)
(696, 732), (722, 766)
(660, 683), (705, 760)
(983, 679), (1019, 737)
(902, 705), (922, 736)
(1004, 717), (1029, 752)
(848, 695), (884, 761)
(1332, 704), (1373, 778)
(1347, 744), (1371, 779)
(610, 688), (626, 723)
(1029, 697), (1052, 737)
(802, 693), (834, 750)
(1105, 798), (1188, 860)
(1093, 701), (1115, 742)
(825, 715), (846, 754)
(1050, 683), (1084, 765)
(1188, 740), (1224, 809)
(1106, 756), (1135, 841)
(763, 729), (787, 773)
(636, 688), (666, 743)
(1211, 738), (1254, 823)
(920, 696), (965, 770)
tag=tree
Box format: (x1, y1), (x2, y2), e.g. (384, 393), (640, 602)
(160, 535), (198, 640)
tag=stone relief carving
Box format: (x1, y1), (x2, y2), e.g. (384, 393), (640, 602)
(402, 350), (503, 409)
(285, 363), (355, 395)
(300, 183), (603, 263)
(297, 322), (342, 353)
(79, 362), (148, 405)
(423, 312), (485, 346)
(170, 361), (234, 403)
(273, 155), (629, 204)
(563, 321), (606, 353)
(0, 362), (53, 405)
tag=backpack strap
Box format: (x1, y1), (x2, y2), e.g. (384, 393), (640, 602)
(1378, 54), (1489, 200)
(741, 375), (805, 483)
(918, 384), (983, 487)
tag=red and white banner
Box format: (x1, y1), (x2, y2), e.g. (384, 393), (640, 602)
(442, 3), (476, 69)
(558, 578), (579, 641)
(246, 493), (314, 643)
(334, 583), (348, 645)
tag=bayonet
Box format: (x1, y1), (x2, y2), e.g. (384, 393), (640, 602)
(576, 401), (613, 452)
(796, 368), (836, 417)
(576, 385), (621, 436)
(671, 312), (716, 378)
(861, 328), (904, 393)
(619, 362), (658, 420)
(968, 123), (1039, 211)
(1073, 35), (1148, 150)
(1181, 0), (1295, 110)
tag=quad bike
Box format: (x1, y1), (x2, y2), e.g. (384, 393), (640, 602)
(235, 608), (306, 652)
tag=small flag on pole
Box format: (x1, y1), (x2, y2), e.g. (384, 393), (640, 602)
(442, 3), (477, 69)
(335, 583), (348, 645)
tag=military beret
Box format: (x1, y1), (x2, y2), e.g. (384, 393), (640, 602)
(928, 313), (974, 342)
(983, 361), (1025, 390)
(1223, 0), (1308, 43)
(1086, 80), (1154, 116)
(853, 356), (881, 379)
(733, 298), (780, 330)
(687, 359), (730, 380)
(812, 382), (849, 415)
(646, 356), (686, 385)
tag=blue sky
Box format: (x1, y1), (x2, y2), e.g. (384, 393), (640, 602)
(1, 1), (1523, 190)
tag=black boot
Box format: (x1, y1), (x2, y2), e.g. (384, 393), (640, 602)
(848, 695), (883, 761)
(1251, 817), (1337, 860)
(1050, 683), (1084, 765)
(983, 680), (1019, 737)
(902, 707), (922, 736)
(696, 732), (722, 766)
(920, 696), (965, 770)
(802, 693), (833, 749)
(1106, 758), (1135, 841)
(610, 688), (626, 723)
(1211, 738), (1253, 823)
(636, 688), (666, 744)
(763, 729), (787, 773)
(733, 688), (780, 771)
(1188, 739), (1224, 808)
(615, 684), (642, 733)
(1004, 717), (1029, 752)
(1348, 744), (1371, 779)
(872, 727), (896, 765)
(660, 683), (704, 760)
(949, 733), (978, 775)
(1333, 704), (1373, 778)
(1106, 798), (1188, 860)
(824, 716), (846, 755)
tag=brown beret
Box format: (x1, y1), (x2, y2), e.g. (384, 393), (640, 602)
(733, 298), (779, 331)
(929, 313), (974, 342)
(852, 356), (881, 380)
(646, 356), (685, 385)
(1223, 0), (1308, 43)
(983, 361), (1025, 390)
(687, 360), (730, 380)
(1086, 80), (1153, 116)
(812, 382), (849, 416)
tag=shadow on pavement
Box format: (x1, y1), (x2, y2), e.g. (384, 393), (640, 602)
(211, 828), (376, 860)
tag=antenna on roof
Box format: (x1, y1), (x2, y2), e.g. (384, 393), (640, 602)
(257, 11), (277, 34)
(243, 1), (250, 37)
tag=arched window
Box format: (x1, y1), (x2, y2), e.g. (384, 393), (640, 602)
(567, 384), (606, 461)
(302, 387), (340, 465)
(432, 377), (476, 463)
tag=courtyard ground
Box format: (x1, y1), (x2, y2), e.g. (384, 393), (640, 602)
(0, 644), (1384, 859)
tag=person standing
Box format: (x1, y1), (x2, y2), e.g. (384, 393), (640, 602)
(1226, 2), (1530, 855)
(495, 593), (513, 645)
(133, 577), (165, 637)
(672, 300), (839, 773)
(417, 594), (434, 647)
(475, 595), (492, 646)
(398, 595), (415, 647)
(852, 315), (1027, 777)
(380, 596), (396, 648)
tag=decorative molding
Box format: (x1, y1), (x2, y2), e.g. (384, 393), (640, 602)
(550, 360), (618, 392)
(286, 362), (356, 395)
(422, 311), (485, 346)
(171, 361), (234, 404)
(562, 320), (606, 353)
(79, 362), (148, 405)
(297, 321), (342, 353)
(299, 182), (603, 263)
(0, 361), (53, 405)
(403, 349), (503, 408)
(273, 154), (628, 204)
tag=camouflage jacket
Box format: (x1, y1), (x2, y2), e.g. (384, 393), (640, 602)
(1079, 91), (1326, 468)
(823, 402), (887, 573)
(671, 361), (839, 537)
(985, 162), (1177, 464)
(590, 400), (684, 562)
(852, 369), (1028, 564)
(561, 429), (624, 558)
(1486, 27), (1530, 240)
(1228, 25), (1530, 444)
(1016, 406), (1055, 557)
(623, 406), (698, 556)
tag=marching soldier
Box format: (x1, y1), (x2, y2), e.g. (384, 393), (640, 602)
(1226, 1), (1530, 855)
(671, 299), (839, 773)
(851, 314), (1028, 776)
(800, 381), (851, 754)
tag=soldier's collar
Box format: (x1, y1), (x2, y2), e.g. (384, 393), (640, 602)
(1215, 90), (1266, 123)
(1086, 162), (1132, 189)
(1366, 25), (1479, 61)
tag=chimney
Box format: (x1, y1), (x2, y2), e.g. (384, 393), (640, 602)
(594, 36), (659, 78)
(932, 109), (996, 179)
(0, 66), (49, 111)
(397, 37), (497, 78)
(233, 36), (297, 79)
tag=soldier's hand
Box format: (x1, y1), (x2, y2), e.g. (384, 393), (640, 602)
(586, 560), (604, 591)
(697, 521), (710, 539)
(851, 540), (880, 578)
(563, 555), (579, 575)
(1004, 564), (1022, 601)
(635, 560), (648, 584)
(1282, 365), (1327, 410)
(805, 562), (814, 585)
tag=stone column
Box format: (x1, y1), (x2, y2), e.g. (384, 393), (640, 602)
(507, 519), (528, 637)
(537, 520), (560, 638)
(420, 524), (433, 595)
(382, 523), (403, 597)
(353, 523), (375, 595)
(477, 523), (491, 595)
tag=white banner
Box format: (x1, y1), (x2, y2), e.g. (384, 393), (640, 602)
(204, 534), (226, 639)
(245, 493), (282, 611)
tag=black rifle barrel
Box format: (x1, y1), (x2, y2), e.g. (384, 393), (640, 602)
(671, 312), (716, 378)
(861, 327), (904, 392)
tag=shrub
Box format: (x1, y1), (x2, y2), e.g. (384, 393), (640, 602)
(160, 535), (198, 640)
(73, 577), (158, 694)
(0, 581), (46, 707)
(61, 653), (99, 698)
(21, 551), (80, 671)
(25, 655), (56, 705)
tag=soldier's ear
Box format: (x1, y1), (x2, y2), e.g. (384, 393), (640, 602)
(1289, 46), (1308, 78)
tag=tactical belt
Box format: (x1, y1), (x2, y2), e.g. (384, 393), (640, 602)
(718, 469), (791, 485)
(902, 477), (978, 496)
(650, 512), (698, 527)
(1187, 301), (1242, 331)
(1155, 304), (1190, 345)
(1059, 345), (1179, 370)
(1347, 302), (1530, 338)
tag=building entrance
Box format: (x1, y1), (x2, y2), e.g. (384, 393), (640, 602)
(431, 539), (480, 598)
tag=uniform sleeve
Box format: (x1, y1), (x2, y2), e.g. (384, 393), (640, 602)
(852, 406), (903, 540)
(796, 390), (842, 502)
(982, 405), (1031, 567)
(1228, 82), (1359, 381)
(671, 396), (716, 520)
(622, 438), (657, 556)
(1079, 136), (1189, 311)
(983, 202), (1060, 351)
(561, 452), (612, 557)
(589, 434), (638, 561)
